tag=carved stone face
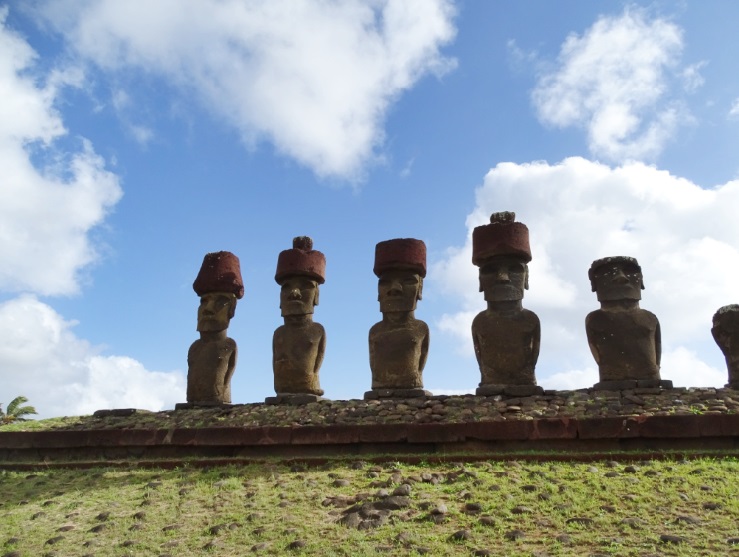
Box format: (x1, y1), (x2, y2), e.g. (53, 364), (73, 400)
(378, 270), (422, 313)
(591, 260), (643, 302)
(197, 292), (236, 332)
(479, 255), (528, 302)
(279, 276), (319, 317)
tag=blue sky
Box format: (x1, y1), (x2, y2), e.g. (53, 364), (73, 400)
(2, 1), (739, 418)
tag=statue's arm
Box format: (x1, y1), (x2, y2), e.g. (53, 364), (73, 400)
(272, 329), (279, 371)
(225, 341), (237, 387)
(532, 315), (541, 367)
(585, 313), (601, 365)
(654, 319), (662, 368)
(472, 334), (483, 372)
(314, 326), (326, 376)
(368, 326), (376, 374)
(418, 323), (430, 373)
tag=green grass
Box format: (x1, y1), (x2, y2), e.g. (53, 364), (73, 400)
(1, 458), (738, 556)
(0, 416), (85, 432)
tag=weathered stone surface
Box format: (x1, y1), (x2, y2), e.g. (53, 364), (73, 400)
(187, 251), (243, 405)
(291, 425), (360, 445)
(369, 239), (429, 391)
(640, 415), (701, 438)
(472, 213), (540, 389)
(175, 402), (233, 410)
(476, 385), (543, 397)
(272, 237), (326, 399)
(364, 389), (430, 400)
(586, 256), (662, 384)
(712, 305), (739, 389)
(576, 417), (641, 439)
(93, 409), (151, 418)
(265, 394), (323, 406)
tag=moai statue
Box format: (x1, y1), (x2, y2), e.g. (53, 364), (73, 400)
(267, 236), (327, 405)
(586, 256), (671, 389)
(471, 212), (542, 396)
(181, 251), (244, 407)
(366, 238), (430, 399)
(711, 304), (739, 389)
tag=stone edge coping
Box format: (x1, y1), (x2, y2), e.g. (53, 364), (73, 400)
(1, 413), (738, 450)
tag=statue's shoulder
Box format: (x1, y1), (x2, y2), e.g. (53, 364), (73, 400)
(520, 308), (540, 324)
(413, 318), (430, 335)
(187, 338), (203, 356)
(634, 308), (659, 326)
(585, 309), (606, 325)
(369, 320), (384, 335)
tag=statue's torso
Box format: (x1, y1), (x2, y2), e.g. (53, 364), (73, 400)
(586, 309), (660, 381)
(472, 308), (540, 385)
(369, 319), (428, 389)
(273, 322), (325, 395)
(187, 337), (237, 403)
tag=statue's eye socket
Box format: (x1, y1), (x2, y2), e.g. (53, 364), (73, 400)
(509, 264), (524, 274)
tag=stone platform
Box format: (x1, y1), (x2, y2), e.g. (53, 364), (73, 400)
(1, 387), (738, 468)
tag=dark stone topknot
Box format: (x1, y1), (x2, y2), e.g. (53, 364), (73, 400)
(293, 236), (313, 251)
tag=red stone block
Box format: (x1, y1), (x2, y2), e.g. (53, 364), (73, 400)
(639, 415), (700, 438)
(577, 417), (640, 439)
(357, 424), (409, 443)
(696, 413), (739, 437)
(530, 418), (578, 440)
(406, 423), (467, 443)
(463, 420), (534, 441)
(290, 425), (360, 445)
(115, 429), (166, 446)
(0, 431), (46, 449)
(169, 427), (291, 446)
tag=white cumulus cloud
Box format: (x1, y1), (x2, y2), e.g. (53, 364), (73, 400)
(0, 295), (185, 419)
(0, 10), (176, 419)
(0, 7), (122, 296)
(729, 98), (739, 118)
(31, 0), (457, 179)
(532, 8), (692, 163)
(432, 157), (739, 389)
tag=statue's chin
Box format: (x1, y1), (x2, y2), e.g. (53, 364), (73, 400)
(596, 288), (641, 302)
(280, 302), (313, 317)
(484, 285), (523, 302)
(197, 319), (229, 333)
(380, 301), (416, 313)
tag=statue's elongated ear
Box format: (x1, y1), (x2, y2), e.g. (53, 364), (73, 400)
(524, 265), (529, 290)
(417, 277), (423, 301)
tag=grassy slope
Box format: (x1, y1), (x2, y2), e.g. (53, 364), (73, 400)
(1, 458), (738, 556)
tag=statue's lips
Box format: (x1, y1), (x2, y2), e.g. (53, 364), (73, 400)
(380, 299), (415, 311)
(599, 284), (641, 299)
(488, 285), (523, 296)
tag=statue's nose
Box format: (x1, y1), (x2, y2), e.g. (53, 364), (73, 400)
(495, 269), (510, 283)
(388, 280), (403, 295)
(612, 269), (629, 283)
(289, 288), (302, 300)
